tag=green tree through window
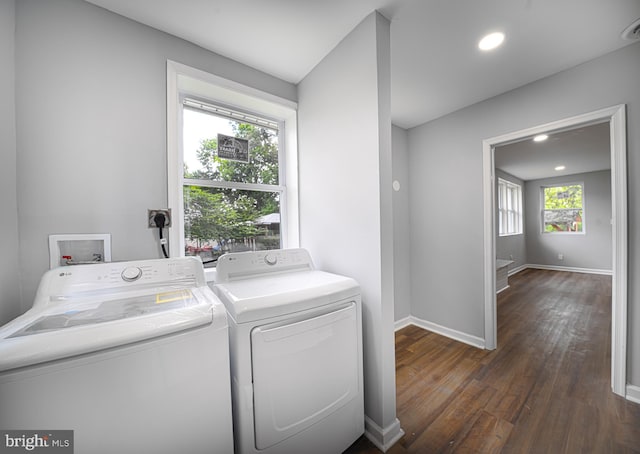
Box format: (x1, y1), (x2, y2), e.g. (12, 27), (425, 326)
(542, 184), (583, 232)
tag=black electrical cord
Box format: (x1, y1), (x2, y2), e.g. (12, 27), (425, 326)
(154, 212), (169, 259)
(201, 257), (218, 267)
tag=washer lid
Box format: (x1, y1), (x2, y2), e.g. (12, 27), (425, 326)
(213, 269), (359, 323)
(0, 286), (223, 372)
(8, 287), (207, 337)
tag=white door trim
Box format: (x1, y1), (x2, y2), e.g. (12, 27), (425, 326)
(482, 104), (627, 397)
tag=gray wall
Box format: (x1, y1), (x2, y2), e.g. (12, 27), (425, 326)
(298, 12), (400, 445)
(0, 0), (21, 324)
(525, 170), (612, 271)
(495, 169), (527, 270)
(408, 110), (486, 337)
(10, 0), (295, 319)
(408, 42), (640, 385)
(393, 125), (411, 321)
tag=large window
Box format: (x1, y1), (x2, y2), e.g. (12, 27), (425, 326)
(541, 183), (584, 233)
(167, 61), (299, 264)
(182, 100), (283, 262)
(498, 178), (523, 236)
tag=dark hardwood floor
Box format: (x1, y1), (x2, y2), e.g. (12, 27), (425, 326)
(346, 269), (640, 453)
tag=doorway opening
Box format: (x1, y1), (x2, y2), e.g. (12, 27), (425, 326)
(481, 105), (627, 397)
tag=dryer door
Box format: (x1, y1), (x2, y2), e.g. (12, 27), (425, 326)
(251, 302), (359, 450)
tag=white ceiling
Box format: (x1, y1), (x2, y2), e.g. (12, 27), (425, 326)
(84, 0), (640, 130)
(494, 122), (611, 181)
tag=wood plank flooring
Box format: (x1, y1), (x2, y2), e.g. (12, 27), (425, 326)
(345, 269), (640, 453)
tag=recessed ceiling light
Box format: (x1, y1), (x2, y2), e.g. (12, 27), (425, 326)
(478, 32), (505, 51)
(533, 134), (549, 142)
(555, 165), (566, 171)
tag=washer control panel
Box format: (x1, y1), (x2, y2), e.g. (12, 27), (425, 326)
(42, 257), (206, 299)
(215, 249), (313, 282)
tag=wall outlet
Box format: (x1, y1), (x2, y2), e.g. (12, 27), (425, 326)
(558, 253), (564, 261)
(148, 209), (172, 228)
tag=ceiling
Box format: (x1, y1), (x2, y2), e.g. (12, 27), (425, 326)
(84, 0), (640, 130)
(494, 122), (611, 181)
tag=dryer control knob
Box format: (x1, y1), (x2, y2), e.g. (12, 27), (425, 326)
(264, 253), (277, 266)
(121, 266), (143, 282)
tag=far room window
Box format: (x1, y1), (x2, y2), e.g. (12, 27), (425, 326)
(541, 183), (584, 233)
(498, 178), (523, 236)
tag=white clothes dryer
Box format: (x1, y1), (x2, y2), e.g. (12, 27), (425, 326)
(212, 248), (364, 454)
(0, 257), (234, 454)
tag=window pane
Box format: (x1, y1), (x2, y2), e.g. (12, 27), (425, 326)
(544, 185), (582, 209)
(183, 185), (281, 261)
(498, 178), (522, 236)
(542, 184), (583, 233)
(544, 209), (583, 232)
(183, 107), (279, 185)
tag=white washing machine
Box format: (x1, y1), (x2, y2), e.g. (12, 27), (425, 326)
(211, 248), (364, 454)
(0, 257), (234, 454)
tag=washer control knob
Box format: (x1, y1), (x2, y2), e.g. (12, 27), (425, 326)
(264, 253), (277, 266)
(121, 266), (143, 282)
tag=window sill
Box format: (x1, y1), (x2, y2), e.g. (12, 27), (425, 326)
(541, 231), (586, 235)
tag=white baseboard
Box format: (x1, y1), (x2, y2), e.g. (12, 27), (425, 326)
(626, 384), (640, 404)
(508, 264), (527, 276)
(525, 264), (612, 276)
(397, 316), (485, 349)
(394, 316), (412, 331)
(364, 416), (404, 453)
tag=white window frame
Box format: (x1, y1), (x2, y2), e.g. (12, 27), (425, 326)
(497, 178), (523, 236)
(166, 61), (299, 264)
(540, 182), (585, 235)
